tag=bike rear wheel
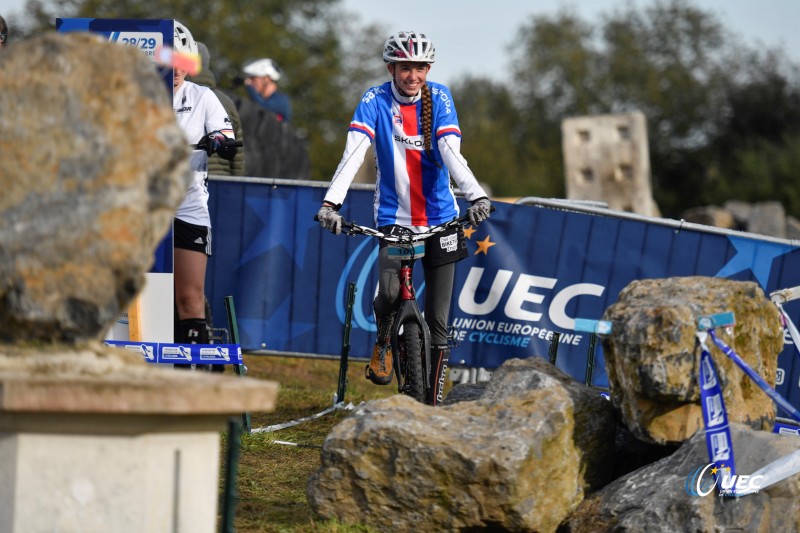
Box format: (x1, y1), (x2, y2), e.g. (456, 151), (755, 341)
(398, 322), (425, 402)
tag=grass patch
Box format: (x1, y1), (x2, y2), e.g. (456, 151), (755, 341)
(219, 354), (394, 532)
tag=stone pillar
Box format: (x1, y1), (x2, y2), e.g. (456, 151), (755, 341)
(561, 111), (659, 216)
(0, 361), (278, 533)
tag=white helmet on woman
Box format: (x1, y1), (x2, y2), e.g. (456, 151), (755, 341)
(174, 20), (198, 55)
(382, 31), (435, 64)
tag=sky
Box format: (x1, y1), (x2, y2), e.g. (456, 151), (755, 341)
(336, 0), (800, 84)
(1, 0), (798, 85)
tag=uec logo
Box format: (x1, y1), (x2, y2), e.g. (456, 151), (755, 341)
(685, 463), (763, 497)
(336, 240), (607, 332)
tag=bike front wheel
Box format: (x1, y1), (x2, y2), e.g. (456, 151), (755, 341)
(398, 322), (425, 402)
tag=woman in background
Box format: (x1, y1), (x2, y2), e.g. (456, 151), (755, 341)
(172, 20), (236, 364)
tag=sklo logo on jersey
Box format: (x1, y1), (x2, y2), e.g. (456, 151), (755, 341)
(393, 134), (425, 149)
(685, 463), (763, 497)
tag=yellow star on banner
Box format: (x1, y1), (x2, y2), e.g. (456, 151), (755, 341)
(463, 226), (477, 239)
(474, 235), (496, 255)
(710, 467), (718, 475)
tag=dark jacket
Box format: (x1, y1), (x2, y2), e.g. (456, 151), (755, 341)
(246, 85), (292, 123)
(189, 49), (246, 176)
(231, 93), (310, 179)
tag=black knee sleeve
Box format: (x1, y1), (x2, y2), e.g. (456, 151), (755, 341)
(175, 318), (209, 344)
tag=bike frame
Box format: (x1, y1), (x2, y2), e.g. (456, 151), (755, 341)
(389, 254), (432, 394)
(337, 217), (469, 401)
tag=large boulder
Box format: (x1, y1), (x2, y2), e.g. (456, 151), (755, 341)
(563, 423), (800, 532)
(0, 32), (189, 345)
(307, 357), (616, 533)
(602, 277), (783, 445)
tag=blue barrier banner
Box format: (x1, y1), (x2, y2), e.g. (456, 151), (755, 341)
(206, 180), (800, 408)
(774, 421), (800, 437)
(105, 340), (242, 365)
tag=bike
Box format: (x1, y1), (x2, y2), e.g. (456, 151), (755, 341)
(335, 215), (474, 404)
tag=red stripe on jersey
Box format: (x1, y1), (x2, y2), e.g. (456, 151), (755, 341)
(350, 122), (375, 139)
(402, 104), (427, 225)
(437, 126), (461, 137)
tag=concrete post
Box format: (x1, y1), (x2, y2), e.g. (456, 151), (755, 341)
(0, 351), (278, 533)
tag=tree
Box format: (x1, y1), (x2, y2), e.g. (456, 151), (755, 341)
(706, 52), (800, 214)
(448, 77), (541, 198)
(507, 0), (800, 218)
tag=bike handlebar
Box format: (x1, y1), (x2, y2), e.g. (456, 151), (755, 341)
(340, 216), (469, 243)
(315, 205), (495, 243)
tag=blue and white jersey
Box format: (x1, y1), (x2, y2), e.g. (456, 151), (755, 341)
(324, 80), (487, 227)
(173, 81), (234, 227)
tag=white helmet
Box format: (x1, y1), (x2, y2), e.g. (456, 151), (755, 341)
(383, 31), (435, 64)
(173, 20), (198, 55)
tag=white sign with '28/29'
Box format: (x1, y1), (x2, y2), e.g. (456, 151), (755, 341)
(107, 32), (163, 58)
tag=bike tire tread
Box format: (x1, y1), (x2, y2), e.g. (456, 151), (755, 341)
(399, 322), (425, 403)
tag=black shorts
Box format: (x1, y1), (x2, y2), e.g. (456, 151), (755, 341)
(379, 225), (467, 268)
(174, 218), (212, 256)
(422, 226), (468, 268)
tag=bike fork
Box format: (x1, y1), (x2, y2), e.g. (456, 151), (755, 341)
(391, 261), (432, 396)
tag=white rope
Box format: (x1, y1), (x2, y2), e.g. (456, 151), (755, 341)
(250, 400), (357, 434)
(776, 303), (800, 356)
(272, 440), (323, 449)
(748, 449), (800, 493)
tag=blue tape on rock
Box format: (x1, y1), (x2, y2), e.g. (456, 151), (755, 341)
(104, 340), (243, 365)
(699, 348), (738, 495)
(697, 312), (735, 332)
(573, 318), (612, 334)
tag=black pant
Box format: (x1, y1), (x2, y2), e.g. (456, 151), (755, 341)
(373, 246), (455, 346)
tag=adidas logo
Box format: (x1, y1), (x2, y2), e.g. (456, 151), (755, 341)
(194, 237), (204, 244)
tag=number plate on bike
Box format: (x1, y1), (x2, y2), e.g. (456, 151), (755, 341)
(387, 243), (425, 260)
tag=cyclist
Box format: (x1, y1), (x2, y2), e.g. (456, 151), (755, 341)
(317, 30), (491, 404)
(172, 20), (236, 363)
